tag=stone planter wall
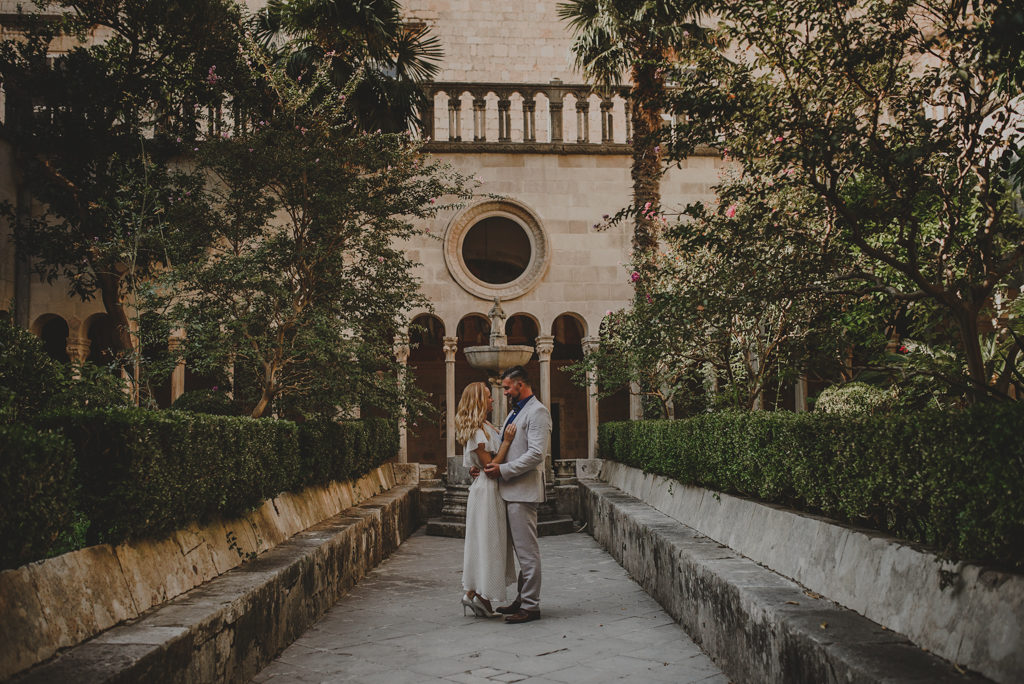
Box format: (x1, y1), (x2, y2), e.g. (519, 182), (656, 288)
(594, 460), (1023, 684)
(0, 463), (415, 681)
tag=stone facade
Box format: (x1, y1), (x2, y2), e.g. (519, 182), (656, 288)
(0, 0), (721, 467)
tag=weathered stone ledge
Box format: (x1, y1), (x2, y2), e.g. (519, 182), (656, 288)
(9, 483), (419, 683)
(594, 460), (1023, 684)
(1, 463), (414, 680)
(579, 478), (989, 684)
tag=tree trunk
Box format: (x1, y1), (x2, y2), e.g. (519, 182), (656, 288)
(251, 390), (273, 418)
(96, 271), (135, 353)
(956, 308), (989, 402)
(629, 58), (664, 265)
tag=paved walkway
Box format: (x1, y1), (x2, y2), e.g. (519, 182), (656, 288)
(253, 530), (728, 684)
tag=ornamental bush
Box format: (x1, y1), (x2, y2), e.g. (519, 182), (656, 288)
(814, 382), (895, 415)
(598, 405), (1024, 569)
(25, 409), (398, 556)
(0, 424), (76, 569)
(169, 389), (240, 416)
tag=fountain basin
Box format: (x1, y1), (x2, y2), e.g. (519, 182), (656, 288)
(463, 344), (535, 372)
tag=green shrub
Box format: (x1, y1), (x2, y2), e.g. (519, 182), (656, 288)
(599, 404), (1024, 569)
(814, 381), (895, 415)
(33, 409), (393, 550)
(0, 317), (129, 423)
(170, 389), (240, 415)
(0, 424), (76, 569)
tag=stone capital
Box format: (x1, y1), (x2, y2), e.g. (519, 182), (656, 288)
(443, 336), (459, 361)
(581, 335), (600, 355)
(393, 334), (410, 364)
(66, 336), (91, 364)
(535, 334), (555, 359)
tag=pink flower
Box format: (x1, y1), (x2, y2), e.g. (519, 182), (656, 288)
(643, 201), (652, 212)
(377, 256), (385, 262)
(725, 204), (737, 218)
(630, 271), (641, 282)
(206, 65), (221, 85)
(775, 136), (784, 142)
(429, 198), (436, 204)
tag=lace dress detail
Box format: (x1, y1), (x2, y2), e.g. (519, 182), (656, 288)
(461, 424), (516, 602)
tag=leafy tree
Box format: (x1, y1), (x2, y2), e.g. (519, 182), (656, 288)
(665, 0), (1024, 402)
(578, 170), (863, 412)
(158, 67), (473, 418)
(558, 0), (706, 266)
(253, 0), (443, 133)
(0, 0), (245, 355)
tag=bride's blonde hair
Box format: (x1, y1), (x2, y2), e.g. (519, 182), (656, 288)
(454, 382), (490, 445)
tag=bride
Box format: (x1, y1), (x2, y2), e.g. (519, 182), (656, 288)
(454, 381), (517, 617)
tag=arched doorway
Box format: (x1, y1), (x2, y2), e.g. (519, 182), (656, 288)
(84, 313), (118, 369)
(550, 313), (587, 459)
(33, 314), (70, 363)
(408, 314), (446, 468)
(596, 314), (630, 425)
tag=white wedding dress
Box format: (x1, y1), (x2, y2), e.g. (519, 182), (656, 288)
(461, 424), (516, 602)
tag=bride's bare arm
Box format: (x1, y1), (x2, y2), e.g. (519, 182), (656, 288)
(490, 424), (517, 466)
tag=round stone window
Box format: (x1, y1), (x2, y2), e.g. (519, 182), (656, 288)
(462, 216), (532, 284)
(444, 200), (549, 300)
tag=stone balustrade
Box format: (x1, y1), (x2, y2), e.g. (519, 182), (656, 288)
(420, 80), (632, 153)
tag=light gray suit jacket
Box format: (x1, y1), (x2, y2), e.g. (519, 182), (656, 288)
(497, 395), (551, 503)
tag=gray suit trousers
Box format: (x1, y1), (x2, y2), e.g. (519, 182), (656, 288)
(507, 502), (540, 611)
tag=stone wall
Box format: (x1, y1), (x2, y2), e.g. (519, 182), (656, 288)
(0, 463), (413, 681)
(594, 460), (1024, 684)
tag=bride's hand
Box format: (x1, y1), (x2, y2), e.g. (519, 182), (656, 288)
(503, 423), (517, 443)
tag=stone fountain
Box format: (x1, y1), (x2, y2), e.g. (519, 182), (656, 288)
(425, 299), (575, 538)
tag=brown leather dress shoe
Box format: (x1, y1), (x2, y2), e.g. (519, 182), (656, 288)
(504, 609), (541, 624)
(495, 600), (522, 615)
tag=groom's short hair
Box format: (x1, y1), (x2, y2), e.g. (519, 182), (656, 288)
(501, 365), (530, 385)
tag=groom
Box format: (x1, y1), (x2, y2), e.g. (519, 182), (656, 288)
(483, 365), (550, 624)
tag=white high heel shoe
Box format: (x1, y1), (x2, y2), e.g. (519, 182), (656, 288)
(471, 594), (499, 618)
(462, 593), (484, 616)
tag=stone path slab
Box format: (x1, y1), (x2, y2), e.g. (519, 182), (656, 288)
(252, 530), (728, 683)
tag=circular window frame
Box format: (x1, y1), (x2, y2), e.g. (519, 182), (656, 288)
(444, 200), (549, 300)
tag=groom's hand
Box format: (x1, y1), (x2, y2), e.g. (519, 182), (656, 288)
(483, 463), (501, 480)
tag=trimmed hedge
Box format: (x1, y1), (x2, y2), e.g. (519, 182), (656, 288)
(24, 409), (398, 554)
(599, 404), (1024, 569)
(0, 424), (76, 569)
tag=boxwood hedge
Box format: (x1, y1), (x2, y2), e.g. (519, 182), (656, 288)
(598, 404), (1024, 569)
(4, 409), (397, 566)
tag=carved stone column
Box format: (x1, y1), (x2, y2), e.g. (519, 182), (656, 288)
(795, 375), (809, 413)
(448, 97), (462, 141)
(394, 333), (410, 464)
(576, 99), (590, 143)
(443, 336), (458, 462)
(169, 333), (186, 403)
(65, 335), (91, 379)
(535, 335), (554, 406)
(497, 98), (511, 142)
(473, 96), (487, 141)
(600, 98), (614, 142)
(629, 381), (643, 421)
(522, 97), (536, 142)
(582, 336), (600, 459)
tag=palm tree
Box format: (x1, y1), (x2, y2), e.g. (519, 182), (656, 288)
(557, 0), (704, 262)
(253, 0), (443, 133)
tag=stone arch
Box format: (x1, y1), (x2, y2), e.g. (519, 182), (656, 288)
(505, 313), (538, 349)
(549, 313), (587, 459)
(407, 313), (448, 468)
(551, 312), (588, 340)
(32, 314), (70, 363)
(457, 313), (489, 347)
(83, 313), (118, 367)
